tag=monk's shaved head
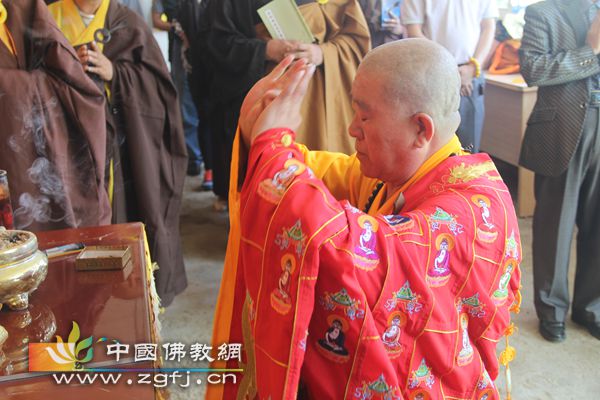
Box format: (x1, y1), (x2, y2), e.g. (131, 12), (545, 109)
(359, 38), (461, 140)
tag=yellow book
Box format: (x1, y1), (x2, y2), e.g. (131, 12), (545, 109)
(257, 0), (315, 44)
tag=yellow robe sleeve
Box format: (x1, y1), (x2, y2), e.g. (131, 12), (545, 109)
(0, 24), (14, 55)
(0, 0), (15, 56)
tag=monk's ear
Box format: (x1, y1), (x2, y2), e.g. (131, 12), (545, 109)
(412, 112), (435, 148)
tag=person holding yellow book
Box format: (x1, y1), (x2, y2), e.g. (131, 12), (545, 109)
(202, 0), (370, 211)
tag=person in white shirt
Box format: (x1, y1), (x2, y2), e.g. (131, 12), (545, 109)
(401, 0), (498, 153)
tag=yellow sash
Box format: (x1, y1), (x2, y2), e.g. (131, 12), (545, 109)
(206, 131), (242, 400)
(0, 1), (6, 24)
(48, 0), (110, 50)
(0, 1), (16, 56)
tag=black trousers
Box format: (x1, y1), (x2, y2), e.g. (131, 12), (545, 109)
(533, 106), (600, 323)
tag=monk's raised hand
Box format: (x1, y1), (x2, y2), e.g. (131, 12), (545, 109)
(86, 41), (114, 82)
(250, 62), (316, 143)
(239, 55), (295, 144)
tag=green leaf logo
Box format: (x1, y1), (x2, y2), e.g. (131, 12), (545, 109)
(45, 322), (95, 369)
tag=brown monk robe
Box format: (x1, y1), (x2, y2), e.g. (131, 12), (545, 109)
(293, 0), (371, 154)
(49, 0), (188, 306)
(254, 0), (371, 154)
(0, 0), (110, 232)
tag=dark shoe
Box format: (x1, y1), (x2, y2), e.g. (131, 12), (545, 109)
(572, 314), (600, 340)
(201, 180), (213, 191)
(187, 164), (202, 176)
(539, 320), (566, 343)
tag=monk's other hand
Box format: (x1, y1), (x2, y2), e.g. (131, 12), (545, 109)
(289, 43), (323, 66)
(76, 44), (89, 68)
(239, 55), (295, 145)
(266, 39), (300, 63)
(86, 41), (114, 82)
(250, 62), (316, 143)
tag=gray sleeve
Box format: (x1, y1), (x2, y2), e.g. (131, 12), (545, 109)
(519, 5), (600, 87)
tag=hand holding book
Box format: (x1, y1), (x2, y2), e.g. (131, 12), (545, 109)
(286, 43), (323, 66)
(266, 39), (301, 62)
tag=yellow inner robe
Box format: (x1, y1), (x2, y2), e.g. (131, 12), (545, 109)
(48, 0), (109, 50)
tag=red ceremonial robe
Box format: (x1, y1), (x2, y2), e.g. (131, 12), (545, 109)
(222, 129), (521, 399)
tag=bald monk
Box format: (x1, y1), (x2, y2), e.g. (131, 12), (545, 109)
(209, 39), (522, 399)
(0, 0), (110, 231)
(49, 0), (187, 306)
